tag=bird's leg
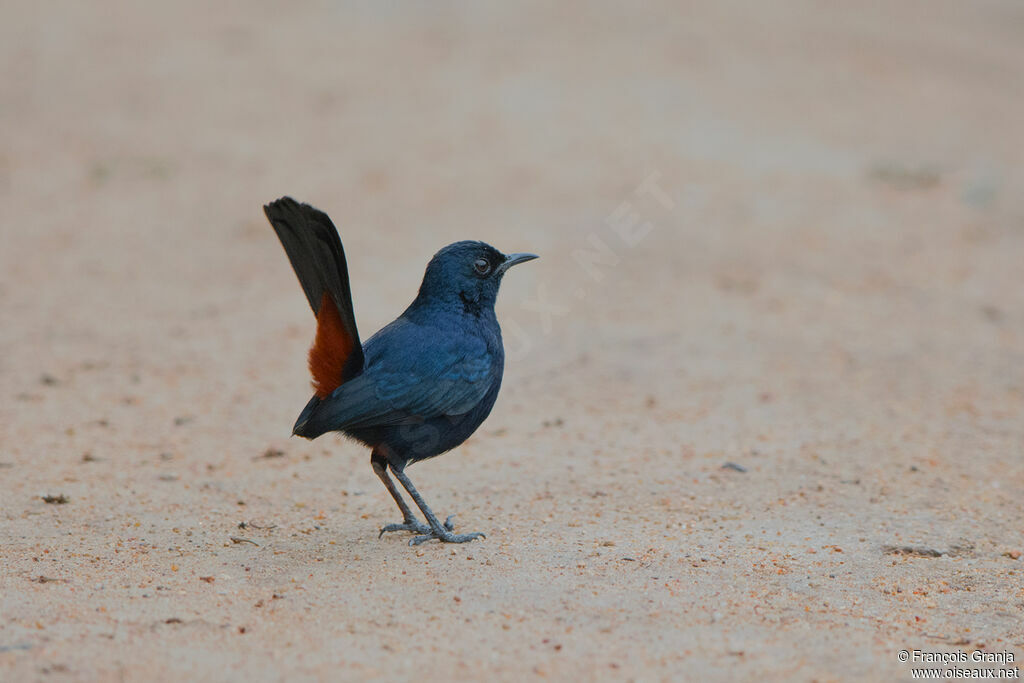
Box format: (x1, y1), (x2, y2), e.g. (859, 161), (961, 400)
(372, 450), (452, 538)
(389, 465), (484, 546)
(372, 456), (429, 536)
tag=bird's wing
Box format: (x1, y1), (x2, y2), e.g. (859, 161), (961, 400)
(299, 318), (497, 433)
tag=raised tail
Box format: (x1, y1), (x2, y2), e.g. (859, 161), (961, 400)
(264, 197), (365, 428)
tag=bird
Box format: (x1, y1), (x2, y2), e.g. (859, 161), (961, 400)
(263, 197), (537, 545)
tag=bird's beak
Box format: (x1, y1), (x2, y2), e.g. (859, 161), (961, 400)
(497, 252), (539, 275)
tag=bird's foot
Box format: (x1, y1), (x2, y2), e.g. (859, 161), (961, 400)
(409, 525), (484, 546)
(379, 515), (455, 539)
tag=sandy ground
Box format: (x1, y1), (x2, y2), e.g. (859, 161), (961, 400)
(2, 1), (1024, 681)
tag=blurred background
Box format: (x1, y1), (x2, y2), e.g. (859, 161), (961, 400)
(2, 1), (1023, 680)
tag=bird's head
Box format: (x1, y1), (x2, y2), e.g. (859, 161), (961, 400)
(414, 241), (538, 313)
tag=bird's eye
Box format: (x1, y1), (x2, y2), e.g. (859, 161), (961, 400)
(473, 258), (491, 275)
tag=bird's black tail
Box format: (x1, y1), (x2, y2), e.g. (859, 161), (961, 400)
(264, 197), (365, 434)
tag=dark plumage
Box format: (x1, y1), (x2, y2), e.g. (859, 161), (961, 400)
(264, 197), (537, 545)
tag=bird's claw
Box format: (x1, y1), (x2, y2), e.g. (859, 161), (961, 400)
(379, 520), (431, 538)
(408, 529), (485, 546)
(379, 515), (455, 539)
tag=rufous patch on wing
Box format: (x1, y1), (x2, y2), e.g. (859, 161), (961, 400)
(308, 292), (354, 398)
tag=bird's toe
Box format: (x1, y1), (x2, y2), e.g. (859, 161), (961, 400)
(409, 534), (434, 546)
(378, 520), (432, 538)
(407, 529), (485, 546)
